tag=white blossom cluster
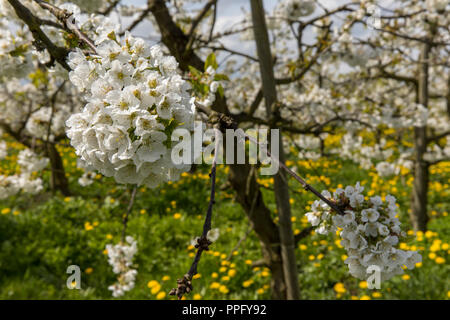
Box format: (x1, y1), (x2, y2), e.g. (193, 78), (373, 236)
(425, 0), (448, 12)
(106, 236), (138, 297)
(18, 148), (49, 173)
(274, 0), (316, 20)
(25, 106), (71, 141)
(66, 25), (195, 188)
(375, 161), (399, 177)
(306, 182), (422, 282)
(0, 17), (34, 80)
(295, 135), (322, 160)
(0, 148), (47, 199)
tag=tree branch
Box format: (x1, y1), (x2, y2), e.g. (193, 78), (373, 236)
(7, 0), (70, 70)
(169, 128), (221, 299)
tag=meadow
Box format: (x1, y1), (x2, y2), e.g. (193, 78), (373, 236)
(1, 137), (448, 300)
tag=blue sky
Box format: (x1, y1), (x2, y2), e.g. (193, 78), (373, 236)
(115, 0), (400, 73)
(118, 0), (358, 57)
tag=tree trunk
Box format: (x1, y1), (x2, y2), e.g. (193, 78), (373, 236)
(250, 0), (300, 299)
(148, 0), (294, 298)
(228, 163), (286, 299)
(46, 143), (71, 196)
(411, 42), (430, 231)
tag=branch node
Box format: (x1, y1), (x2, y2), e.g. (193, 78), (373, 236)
(169, 274), (193, 299)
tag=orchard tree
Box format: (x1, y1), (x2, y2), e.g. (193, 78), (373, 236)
(323, 0), (449, 231)
(0, 0), (434, 300)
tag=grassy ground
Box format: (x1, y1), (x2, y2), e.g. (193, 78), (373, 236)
(0, 139), (449, 300)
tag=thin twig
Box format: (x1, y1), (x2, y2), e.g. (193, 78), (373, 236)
(33, 0), (97, 53)
(226, 224), (252, 261)
(169, 127), (221, 299)
(246, 133), (346, 215)
(121, 186), (138, 243)
(195, 102), (346, 215)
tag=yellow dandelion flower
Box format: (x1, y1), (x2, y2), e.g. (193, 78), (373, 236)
(219, 285), (229, 294)
(151, 283), (161, 294)
(156, 292), (166, 300)
(242, 280), (254, 288)
(333, 282), (346, 294)
(221, 276), (230, 282)
(435, 257), (445, 264)
(210, 282), (220, 289)
(173, 213), (181, 219)
(359, 281), (368, 289)
(372, 292), (382, 298)
(261, 270), (270, 277)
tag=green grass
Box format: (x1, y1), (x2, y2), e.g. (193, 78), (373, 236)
(0, 148), (449, 300)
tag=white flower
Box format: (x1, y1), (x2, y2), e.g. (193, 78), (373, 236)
(78, 171), (96, 186)
(404, 251), (422, 269)
(370, 196), (383, 207)
(209, 81), (219, 93)
(343, 210), (355, 224)
(207, 228), (220, 242)
(361, 208), (380, 223)
(377, 223), (390, 236)
(305, 211), (321, 226)
(344, 185), (355, 197)
(349, 193), (364, 207)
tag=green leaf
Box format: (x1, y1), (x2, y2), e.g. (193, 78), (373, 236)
(205, 52), (218, 71)
(188, 65), (202, 77)
(214, 73), (230, 81)
(217, 85), (224, 98)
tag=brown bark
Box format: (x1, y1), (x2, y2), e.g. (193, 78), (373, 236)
(46, 143), (71, 196)
(250, 0), (300, 299)
(227, 163), (286, 299)
(149, 0), (288, 299)
(411, 41), (430, 231)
